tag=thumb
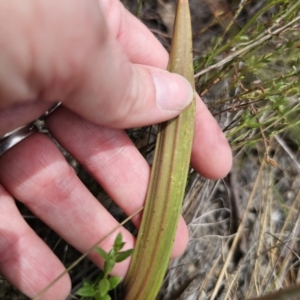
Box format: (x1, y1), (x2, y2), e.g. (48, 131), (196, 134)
(0, 0), (193, 130)
(63, 35), (193, 128)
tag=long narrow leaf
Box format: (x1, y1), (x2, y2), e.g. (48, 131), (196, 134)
(123, 0), (195, 299)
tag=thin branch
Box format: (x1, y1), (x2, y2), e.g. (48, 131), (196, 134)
(195, 12), (300, 78)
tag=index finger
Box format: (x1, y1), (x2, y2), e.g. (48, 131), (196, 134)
(100, 0), (169, 68)
(103, 1), (233, 177)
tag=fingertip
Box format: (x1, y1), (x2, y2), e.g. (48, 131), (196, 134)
(191, 96), (232, 180)
(35, 273), (71, 300)
(0, 187), (71, 300)
(21, 242), (72, 300)
(171, 216), (189, 258)
(103, 0), (169, 68)
(150, 70), (194, 112)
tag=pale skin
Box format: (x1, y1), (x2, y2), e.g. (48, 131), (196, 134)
(0, 1), (232, 299)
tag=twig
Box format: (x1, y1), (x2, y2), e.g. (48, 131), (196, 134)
(275, 135), (300, 172)
(195, 11), (300, 78)
(210, 159), (266, 300)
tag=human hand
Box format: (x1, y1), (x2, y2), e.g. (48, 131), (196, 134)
(0, 1), (232, 299)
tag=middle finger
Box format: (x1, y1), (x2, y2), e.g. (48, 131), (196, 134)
(0, 133), (135, 278)
(45, 107), (189, 258)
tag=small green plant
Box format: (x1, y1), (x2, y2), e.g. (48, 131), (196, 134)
(76, 233), (133, 300)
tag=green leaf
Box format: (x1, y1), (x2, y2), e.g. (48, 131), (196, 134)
(76, 284), (96, 297)
(99, 278), (110, 297)
(108, 276), (121, 290)
(114, 242), (125, 252)
(104, 257), (115, 276)
(81, 278), (93, 286)
(108, 248), (116, 257)
(95, 247), (110, 261)
(115, 249), (134, 263)
(95, 294), (111, 300)
(240, 35), (249, 41)
(113, 233), (124, 252)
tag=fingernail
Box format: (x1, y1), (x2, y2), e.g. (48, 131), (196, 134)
(150, 70), (193, 111)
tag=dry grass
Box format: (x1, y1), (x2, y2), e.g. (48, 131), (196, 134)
(160, 139), (300, 300)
